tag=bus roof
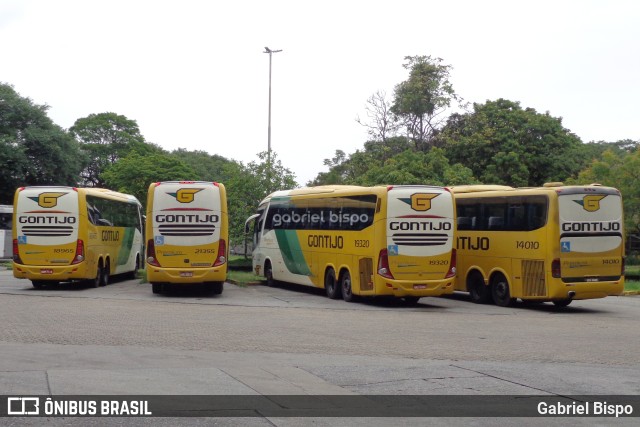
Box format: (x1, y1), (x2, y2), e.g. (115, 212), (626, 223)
(449, 183), (620, 196)
(263, 184), (450, 203)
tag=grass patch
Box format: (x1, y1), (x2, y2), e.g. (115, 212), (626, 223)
(227, 269), (263, 286)
(228, 255), (252, 269)
(626, 264), (640, 276)
(625, 280), (640, 292)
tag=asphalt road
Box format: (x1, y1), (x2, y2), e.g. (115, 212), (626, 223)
(0, 269), (638, 426)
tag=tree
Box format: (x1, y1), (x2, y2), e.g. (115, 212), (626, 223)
(70, 112), (149, 187)
(101, 152), (197, 206)
(391, 55), (462, 151)
(440, 99), (586, 187)
(353, 148), (477, 187)
(0, 83), (84, 203)
(226, 151), (298, 250)
(355, 91), (400, 142)
(569, 148), (640, 235)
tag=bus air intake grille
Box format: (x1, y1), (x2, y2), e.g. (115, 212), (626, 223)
(158, 224), (216, 236)
(391, 233), (448, 246)
(21, 226), (74, 236)
(522, 259), (546, 297)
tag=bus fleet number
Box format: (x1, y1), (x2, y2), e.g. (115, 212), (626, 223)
(516, 241), (540, 250)
(354, 239), (370, 248)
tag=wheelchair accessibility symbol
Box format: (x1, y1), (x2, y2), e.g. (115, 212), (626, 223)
(561, 242), (571, 253)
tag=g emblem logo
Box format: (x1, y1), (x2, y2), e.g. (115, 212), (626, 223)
(410, 193), (439, 212)
(31, 192), (67, 208)
(170, 188), (203, 203)
(578, 195), (606, 212)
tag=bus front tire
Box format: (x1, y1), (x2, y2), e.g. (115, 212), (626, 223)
(341, 271), (355, 302)
(325, 268), (341, 299)
(265, 262), (275, 287)
(491, 275), (515, 307)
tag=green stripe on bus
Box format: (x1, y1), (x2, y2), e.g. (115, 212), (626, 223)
(117, 227), (135, 266)
(274, 229), (312, 276)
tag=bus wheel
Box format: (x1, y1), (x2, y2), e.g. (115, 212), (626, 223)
(468, 272), (491, 304)
(92, 265), (102, 288)
(491, 275), (515, 307)
(325, 268), (341, 299)
(265, 261), (276, 287)
(341, 271), (355, 302)
(31, 280), (46, 289)
(100, 261), (110, 287)
(152, 283), (162, 294)
(209, 281), (223, 295)
(402, 296), (420, 306)
(553, 298), (573, 307)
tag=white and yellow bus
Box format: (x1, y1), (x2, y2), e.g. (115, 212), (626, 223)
(145, 181), (228, 295)
(244, 185), (457, 303)
(450, 183), (625, 307)
(13, 186), (143, 288)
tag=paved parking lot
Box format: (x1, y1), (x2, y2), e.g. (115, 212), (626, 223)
(1, 269), (639, 425)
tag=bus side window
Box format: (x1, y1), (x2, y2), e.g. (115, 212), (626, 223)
(457, 216), (471, 230)
(488, 216), (503, 230)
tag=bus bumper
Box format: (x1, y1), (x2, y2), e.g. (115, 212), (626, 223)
(12, 262), (90, 282)
(552, 280), (625, 300)
(377, 278), (455, 297)
(146, 266), (227, 284)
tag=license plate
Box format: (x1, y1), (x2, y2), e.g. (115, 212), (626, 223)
(180, 272), (193, 278)
(413, 284), (426, 289)
(41, 269), (53, 274)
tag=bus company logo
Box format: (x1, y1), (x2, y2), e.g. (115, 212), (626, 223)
(399, 193), (439, 212)
(28, 192), (67, 208)
(168, 188), (203, 203)
(574, 195), (607, 212)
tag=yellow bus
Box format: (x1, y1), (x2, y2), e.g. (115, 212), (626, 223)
(450, 183), (625, 307)
(244, 185), (457, 303)
(12, 186), (143, 288)
(145, 181), (228, 295)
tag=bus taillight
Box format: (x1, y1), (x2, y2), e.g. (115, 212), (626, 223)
(552, 258), (561, 278)
(12, 239), (23, 264)
(445, 249), (457, 279)
(71, 239), (85, 264)
(377, 249), (394, 279)
(146, 239), (161, 267)
(213, 239), (227, 267)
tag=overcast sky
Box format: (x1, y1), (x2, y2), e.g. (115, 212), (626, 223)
(2, 0), (639, 185)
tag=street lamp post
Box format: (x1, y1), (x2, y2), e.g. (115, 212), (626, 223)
(264, 46), (282, 192)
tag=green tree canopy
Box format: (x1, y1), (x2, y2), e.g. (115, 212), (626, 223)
(70, 112), (150, 187)
(440, 99), (586, 186)
(0, 83), (84, 203)
(101, 152), (198, 206)
(391, 55), (461, 151)
(569, 148), (640, 234)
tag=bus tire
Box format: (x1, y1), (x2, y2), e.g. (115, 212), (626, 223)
(491, 274), (515, 307)
(92, 265), (102, 288)
(265, 261), (276, 287)
(100, 260), (110, 287)
(468, 272), (491, 304)
(31, 280), (46, 289)
(325, 268), (341, 299)
(209, 281), (223, 295)
(402, 296), (420, 306)
(127, 256), (140, 280)
(341, 270), (355, 302)
(152, 283), (162, 294)
(553, 298), (573, 307)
